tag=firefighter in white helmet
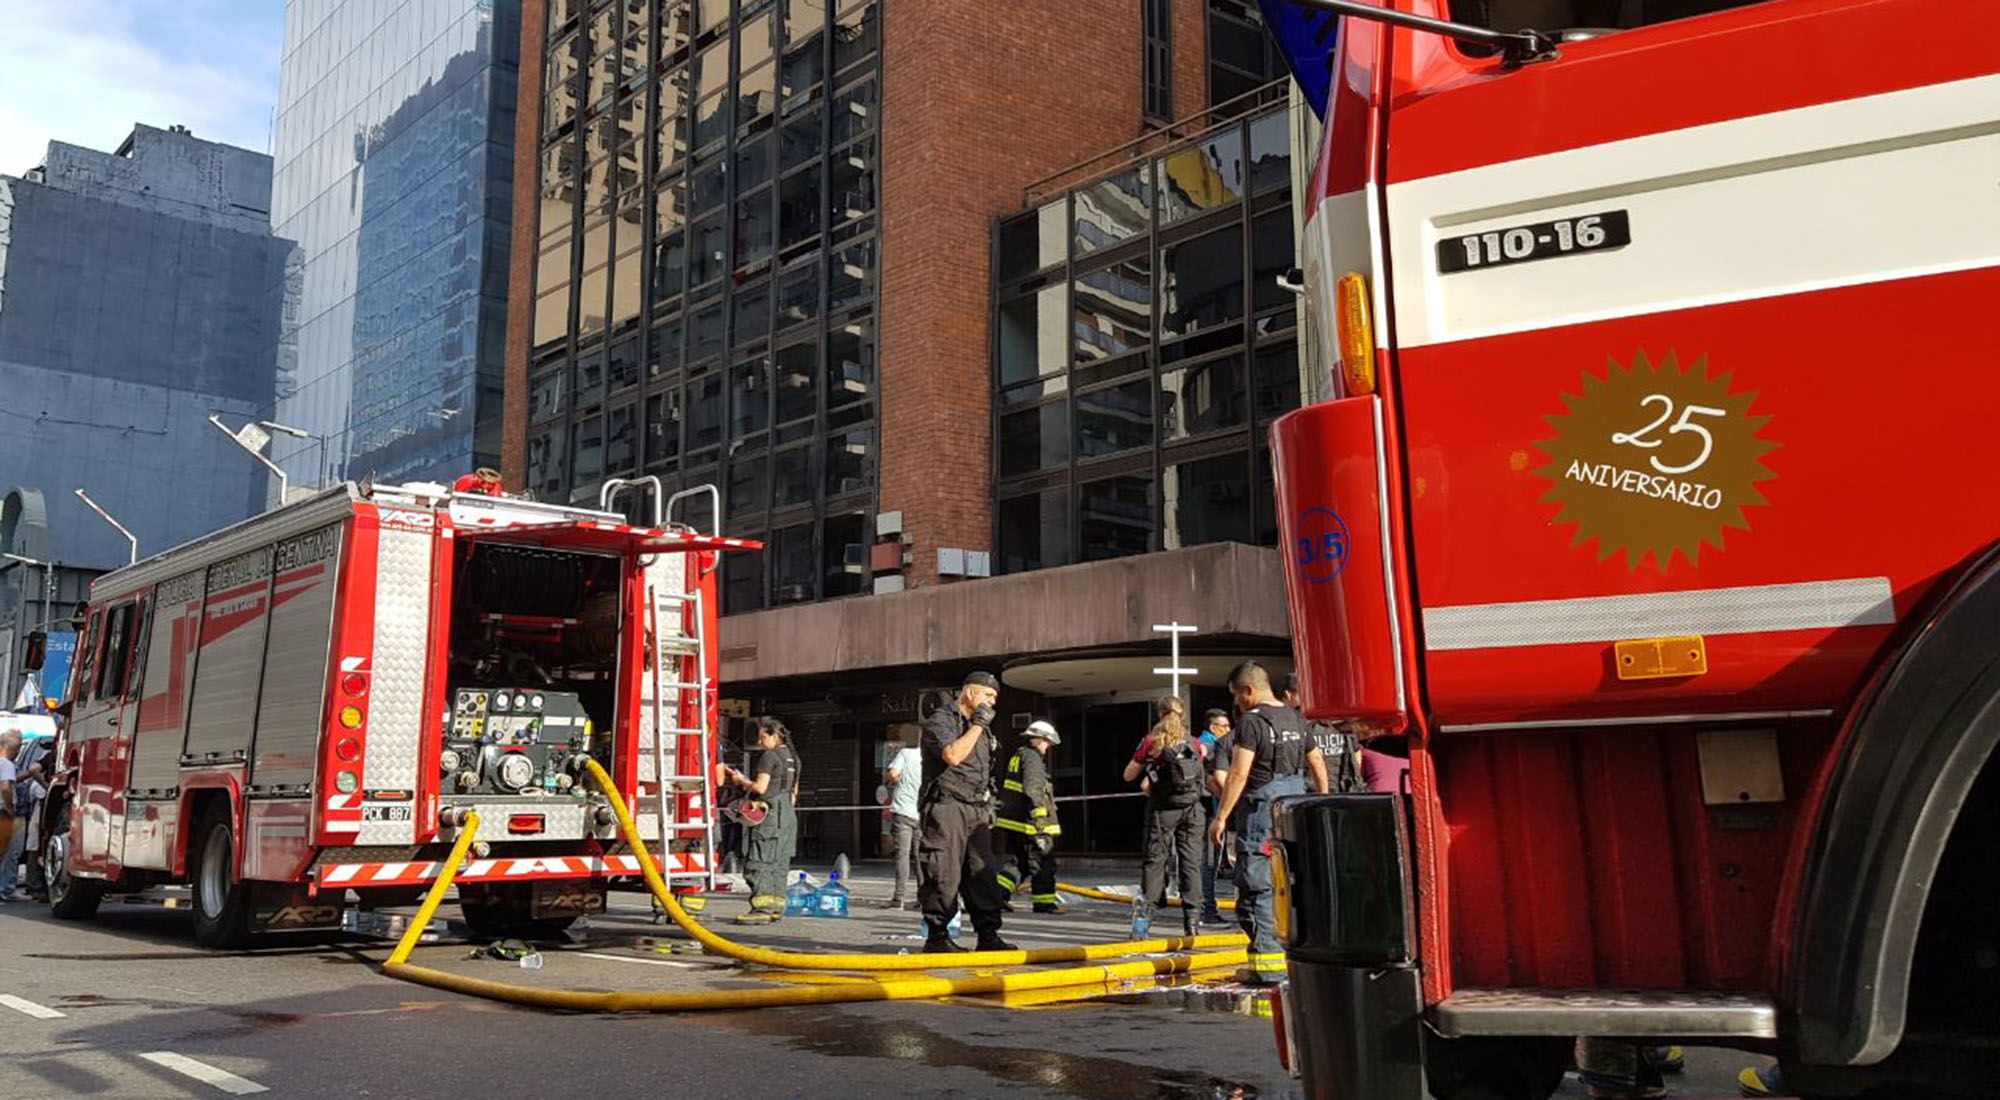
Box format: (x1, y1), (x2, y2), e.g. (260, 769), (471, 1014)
(994, 720), (1063, 914)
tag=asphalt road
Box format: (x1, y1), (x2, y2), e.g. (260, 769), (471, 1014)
(0, 879), (1755, 1100)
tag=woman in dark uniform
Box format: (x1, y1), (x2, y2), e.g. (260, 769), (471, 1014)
(724, 717), (800, 924)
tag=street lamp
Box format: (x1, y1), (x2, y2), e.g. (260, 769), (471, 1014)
(210, 414), (315, 506)
(0, 551), (55, 639)
(73, 490), (139, 566)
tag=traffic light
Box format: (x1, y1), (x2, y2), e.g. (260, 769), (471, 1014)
(23, 630), (45, 671)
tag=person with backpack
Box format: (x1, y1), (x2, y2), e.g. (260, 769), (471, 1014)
(1283, 672), (1365, 793)
(994, 720), (1063, 913)
(1211, 661), (1330, 984)
(1124, 697), (1209, 933)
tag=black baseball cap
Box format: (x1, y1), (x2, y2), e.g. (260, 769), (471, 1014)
(963, 671), (999, 691)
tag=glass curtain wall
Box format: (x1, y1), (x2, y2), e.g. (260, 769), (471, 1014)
(991, 102), (1298, 575)
(528, 0), (881, 613)
(268, 0), (519, 487)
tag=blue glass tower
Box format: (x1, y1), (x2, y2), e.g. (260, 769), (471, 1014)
(267, 0), (520, 486)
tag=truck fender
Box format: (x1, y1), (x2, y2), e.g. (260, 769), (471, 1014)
(174, 776), (246, 878)
(1787, 542), (2000, 1067)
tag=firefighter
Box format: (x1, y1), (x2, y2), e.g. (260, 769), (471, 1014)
(723, 716), (799, 924)
(917, 671), (1015, 953)
(1210, 660), (1329, 984)
(995, 720), (1063, 914)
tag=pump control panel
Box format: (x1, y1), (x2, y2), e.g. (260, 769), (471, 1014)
(443, 688), (594, 796)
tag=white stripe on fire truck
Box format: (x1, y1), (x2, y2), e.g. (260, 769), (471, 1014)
(1422, 576), (1894, 651)
(1382, 72), (2000, 349)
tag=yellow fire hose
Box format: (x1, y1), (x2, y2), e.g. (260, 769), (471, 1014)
(382, 773), (1248, 1011)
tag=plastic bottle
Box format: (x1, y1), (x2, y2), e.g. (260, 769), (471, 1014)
(917, 911), (962, 939)
(833, 852), (852, 881)
(811, 870), (851, 918)
(1130, 896), (1153, 940)
(518, 951), (545, 970)
(784, 871), (815, 917)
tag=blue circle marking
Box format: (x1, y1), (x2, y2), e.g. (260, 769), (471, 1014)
(1295, 506), (1350, 586)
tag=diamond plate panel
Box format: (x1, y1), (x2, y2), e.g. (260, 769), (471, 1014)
(360, 522), (435, 844)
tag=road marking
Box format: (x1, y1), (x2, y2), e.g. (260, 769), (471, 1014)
(0, 994), (65, 1019)
(577, 950), (700, 969)
(137, 1052), (268, 1095)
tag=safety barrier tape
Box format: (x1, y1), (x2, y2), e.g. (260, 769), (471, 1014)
(789, 791), (1147, 814)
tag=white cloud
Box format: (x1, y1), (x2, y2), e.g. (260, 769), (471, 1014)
(0, 0), (279, 176)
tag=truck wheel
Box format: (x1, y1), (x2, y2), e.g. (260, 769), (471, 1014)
(191, 813), (253, 949)
(44, 827), (103, 920)
(459, 883), (577, 941)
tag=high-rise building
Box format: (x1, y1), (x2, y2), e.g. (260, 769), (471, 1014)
(503, 0), (1301, 855)
(0, 125), (287, 569)
(265, 0), (521, 488)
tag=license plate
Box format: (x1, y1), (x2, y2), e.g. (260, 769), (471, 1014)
(1437, 209), (1631, 274)
(361, 804), (413, 822)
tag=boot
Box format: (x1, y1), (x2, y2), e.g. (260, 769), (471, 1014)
(922, 937), (968, 953)
(975, 934), (1019, 952)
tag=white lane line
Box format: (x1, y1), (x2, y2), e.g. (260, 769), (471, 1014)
(0, 994), (65, 1019)
(137, 1052), (268, 1095)
(576, 950), (700, 969)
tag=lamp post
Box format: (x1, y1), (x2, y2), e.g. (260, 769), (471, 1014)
(1, 552), (54, 642)
(73, 489), (138, 566)
(210, 414), (315, 506)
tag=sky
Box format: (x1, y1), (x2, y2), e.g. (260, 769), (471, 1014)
(0, 0), (285, 176)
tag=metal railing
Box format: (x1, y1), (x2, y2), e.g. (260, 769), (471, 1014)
(1022, 78), (1293, 207)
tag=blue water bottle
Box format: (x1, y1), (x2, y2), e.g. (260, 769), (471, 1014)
(784, 872), (815, 917)
(812, 871), (851, 918)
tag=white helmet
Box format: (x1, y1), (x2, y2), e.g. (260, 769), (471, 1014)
(1024, 719), (1061, 745)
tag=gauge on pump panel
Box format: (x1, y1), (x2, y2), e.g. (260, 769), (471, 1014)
(496, 752), (536, 792)
(439, 747), (462, 774)
(531, 694), (545, 709)
(493, 693), (510, 712)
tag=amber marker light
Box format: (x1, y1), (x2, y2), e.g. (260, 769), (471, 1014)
(1335, 271), (1377, 396)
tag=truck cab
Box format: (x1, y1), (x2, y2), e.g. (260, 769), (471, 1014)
(1263, 1), (2000, 1097)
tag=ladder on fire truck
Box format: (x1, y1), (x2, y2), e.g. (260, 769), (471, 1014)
(604, 478), (720, 893)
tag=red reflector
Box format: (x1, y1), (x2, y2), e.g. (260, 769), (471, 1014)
(341, 672), (368, 697)
(507, 815), (546, 835)
(334, 736), (362, 762)
(1270, 985), (1293, 1074)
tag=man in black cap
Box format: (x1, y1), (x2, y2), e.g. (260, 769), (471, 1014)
(917, 671), (1016, 952)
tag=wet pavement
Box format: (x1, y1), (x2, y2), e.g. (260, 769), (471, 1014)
(0, 866), (1754, 1098)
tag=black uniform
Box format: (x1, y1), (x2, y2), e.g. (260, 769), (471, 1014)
(995, 747), (1060, 908)
(1307, 720), (1365, 792)
(1231, 702), (1315, 982)
(917, 705), (1006, 941)
(743, 744), (800, 910)
(1139, 734), (1208, 927)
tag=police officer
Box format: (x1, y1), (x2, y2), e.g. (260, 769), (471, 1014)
(1282, 672), (1364, 792)
(1210, 661), (1329, 984)
(995, 720), (1063, 914)
(917, 671), (1016, 953)
(723, 717), (800, 924)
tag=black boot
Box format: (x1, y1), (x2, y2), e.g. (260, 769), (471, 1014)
(923, 937), (969, 953)
(975, 934), (1019, 952)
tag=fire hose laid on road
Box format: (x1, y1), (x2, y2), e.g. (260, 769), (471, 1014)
(380, 759), (1249, 1012)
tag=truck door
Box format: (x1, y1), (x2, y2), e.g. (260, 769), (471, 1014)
(69, 598), (146, 875)
(1380, 0), (2000, 724)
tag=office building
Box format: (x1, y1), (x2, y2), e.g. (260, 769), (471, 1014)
(266, 0), (521, 487)
(0, 125), (287, 570)
(504, 0), (1302, 854)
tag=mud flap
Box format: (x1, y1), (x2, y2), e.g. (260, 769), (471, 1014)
(250, 883), (345, 932)
(531, 880), (607, 920)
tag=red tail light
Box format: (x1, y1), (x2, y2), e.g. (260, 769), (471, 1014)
(341, 672), (368, 697)
(334, 736), (362, 763)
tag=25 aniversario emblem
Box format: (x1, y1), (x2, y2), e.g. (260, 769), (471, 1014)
(1533, 350), (1778, 570)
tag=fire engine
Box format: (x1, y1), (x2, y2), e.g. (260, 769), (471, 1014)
(39, 475), (754, 947)
(1258, 1), (2000, 1097)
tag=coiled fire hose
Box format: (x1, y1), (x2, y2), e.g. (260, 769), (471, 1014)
(380, 760), (1249, 1011)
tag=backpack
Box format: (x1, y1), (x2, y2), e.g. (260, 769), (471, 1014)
(1146, 739), (1206, 806)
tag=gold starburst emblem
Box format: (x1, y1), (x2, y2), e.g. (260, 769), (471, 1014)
(1532, 350), (1778, 570)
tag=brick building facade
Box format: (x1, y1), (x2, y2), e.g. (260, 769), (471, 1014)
(502, 0), (1305, 856)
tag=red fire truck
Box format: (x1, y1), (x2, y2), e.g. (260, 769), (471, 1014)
(1262, 1), (2000, 1097)
(39, 476), (754, 947)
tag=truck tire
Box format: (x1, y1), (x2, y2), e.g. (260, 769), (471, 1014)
(44, 824), (103, 920)
(459, 882), (578, 941)
(191, 813), (253, 949)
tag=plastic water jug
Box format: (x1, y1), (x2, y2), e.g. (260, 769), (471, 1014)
(810, 871), (851, 918)
(1130, 897), (1153, 940)
(784, 872), (815, 917)
(918, 912), (962, 938)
